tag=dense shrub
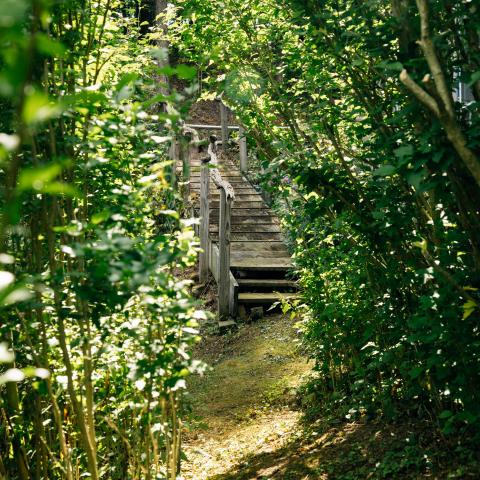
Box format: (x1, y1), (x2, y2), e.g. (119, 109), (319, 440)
(170, 0), (480, 435)
(0, 1), (202, 478)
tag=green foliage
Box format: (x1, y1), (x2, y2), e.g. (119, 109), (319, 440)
(170, 0), (480, 446)
(0, 1), (202, 479)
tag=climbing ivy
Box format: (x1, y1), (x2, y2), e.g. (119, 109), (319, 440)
(170, 0), (480, 439)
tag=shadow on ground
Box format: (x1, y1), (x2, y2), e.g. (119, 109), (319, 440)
(183, 314), (478, 480)
(209, 416), (478, 480)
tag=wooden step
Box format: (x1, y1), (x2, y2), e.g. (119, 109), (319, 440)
(229, 241), (290, 251)
(210, 216), (276, 224)
(208, 194), (263, 202)
(209, 208), (271, 216)
(237, 279), (298, 288)
(190, 174), (244, 180)
(209, 201), (266, 209)
(211, 232), (284, 241)
(210, 224), (281, 233)
(238, 292), (298, 304)
(231, 258), (292, 270)
(230, 250), (291, 258)
(191, 179), (252, 185)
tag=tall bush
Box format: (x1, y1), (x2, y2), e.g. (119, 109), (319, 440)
(0, 1), (202, 478)
(170, 0), (480, 434)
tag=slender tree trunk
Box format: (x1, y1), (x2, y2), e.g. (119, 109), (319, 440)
(155, 0), (170, 104)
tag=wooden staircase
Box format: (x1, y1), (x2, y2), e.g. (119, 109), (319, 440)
(188, 135), (297, 319)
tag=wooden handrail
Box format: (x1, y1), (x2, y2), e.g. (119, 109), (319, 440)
(181, 125), (236, 320)
(204, 136), (235, 319)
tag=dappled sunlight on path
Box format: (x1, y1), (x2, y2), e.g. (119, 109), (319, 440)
(180, 314), (462, 479)
(182, 314), (312, 479)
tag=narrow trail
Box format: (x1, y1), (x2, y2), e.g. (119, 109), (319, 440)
(181, 314), (456, 480)
(182, 315), (312, 480)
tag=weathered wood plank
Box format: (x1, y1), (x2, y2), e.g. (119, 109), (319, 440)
(199, 158), (210, 283)
(211, 210), (273, 216)
(211, 232), (284, 241)
(209, 194), (262, 202)
(210, 224), (281, 233)
(230, 258), (292, 270)
(238, 292), (298, 304)
(210, 216), (277, 225)
(218, 190), (232, 319)
(237, 279), (297, 288)
(209, 201), (265, 209)
(239, 125), (248, 174)
(230, 250), (291, 259)
(229, 241), (289, 251)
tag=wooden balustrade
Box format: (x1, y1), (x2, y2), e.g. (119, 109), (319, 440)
(178, 125), (236, 320)
(208, 138), (235, 318)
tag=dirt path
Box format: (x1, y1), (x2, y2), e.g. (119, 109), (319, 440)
(182, 314), (312, 480)
(181, 314), (474, 479)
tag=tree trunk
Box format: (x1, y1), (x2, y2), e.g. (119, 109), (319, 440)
(156, 0), (170, 104)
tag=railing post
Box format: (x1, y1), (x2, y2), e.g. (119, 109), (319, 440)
(199, 155), (210, 283)
(220, 102), (229, 150)
(239, 125), (248, 174)
(218, 188), (232, 319)
(181, 133), (191, 204)
(169, 136), (179, 187)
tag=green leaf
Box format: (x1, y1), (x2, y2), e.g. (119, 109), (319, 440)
(18, 164), (62, 191)
(394, 145), (414, 159)
(116, 73), (139, 92)
(92, 210), (111, 225)
(373, 165), (396, 176)
(468, 71), (480, 87)
(0, 0), (28, 27)
(406, 171), (424, 190)
(379, 61), (403, 72)
(176, 65), (197, 80)
(23, 91), (62, 125)
(413, 238), (427, 254)
(41, 182), (80, 197)
(462, 299), (477, 320)
(409, 366), (424, 379)
(36, 34), (67, 58)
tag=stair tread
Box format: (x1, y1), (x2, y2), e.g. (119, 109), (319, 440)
(238, 292), (299, 303)
(237, 279), (298, 287)
(231, 258), (292, 270)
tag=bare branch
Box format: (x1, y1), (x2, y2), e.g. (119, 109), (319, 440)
(415, 0), (455, 118)
(400, 69), (440, 116)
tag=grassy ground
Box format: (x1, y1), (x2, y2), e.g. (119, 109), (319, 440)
(182, 313), (480, 479)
